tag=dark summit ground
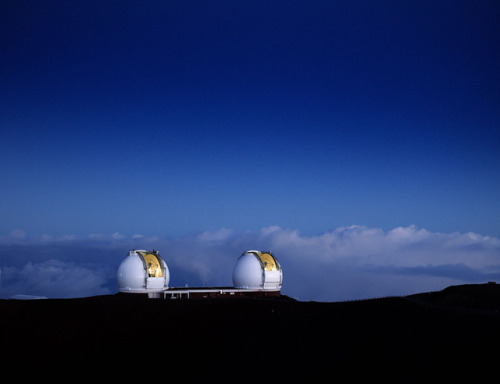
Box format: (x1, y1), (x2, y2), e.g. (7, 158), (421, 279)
(2, 284), (500, 382)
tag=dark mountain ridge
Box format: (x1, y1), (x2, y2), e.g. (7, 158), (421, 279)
(2, 284), (499, 382)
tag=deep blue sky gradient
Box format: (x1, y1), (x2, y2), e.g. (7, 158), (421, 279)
(1, 1), (499, 238)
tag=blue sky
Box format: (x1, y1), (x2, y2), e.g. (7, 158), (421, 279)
(1, 1), (499, 299)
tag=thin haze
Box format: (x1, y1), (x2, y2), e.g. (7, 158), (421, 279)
(1, 1), (499, 300)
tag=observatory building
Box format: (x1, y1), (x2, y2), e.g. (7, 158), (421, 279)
(117, 249), (282, 299)
(117, 250), (169, 297)
(232, 250), (282, 290)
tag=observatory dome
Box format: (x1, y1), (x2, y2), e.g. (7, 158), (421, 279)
(232, 250), (282, 290)
(117, 250), (169, 293)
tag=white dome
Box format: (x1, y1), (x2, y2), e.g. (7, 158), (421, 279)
(117, 250), (169, 293)
(232, 250), (282, 290)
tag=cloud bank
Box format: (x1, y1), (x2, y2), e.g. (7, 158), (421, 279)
(1, 226), (499, 301)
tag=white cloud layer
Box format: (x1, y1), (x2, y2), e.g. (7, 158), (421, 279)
(1, 225), (499, 301)
(1, 260), (112, 299)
